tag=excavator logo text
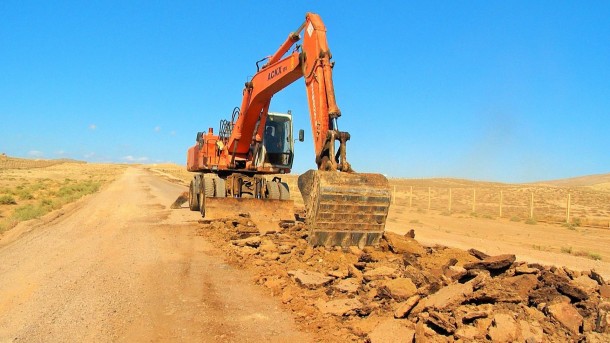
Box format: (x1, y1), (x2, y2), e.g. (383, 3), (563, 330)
(268, 66), (287, 80)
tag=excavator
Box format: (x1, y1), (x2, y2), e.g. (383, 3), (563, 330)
(186, 12), (391, 246)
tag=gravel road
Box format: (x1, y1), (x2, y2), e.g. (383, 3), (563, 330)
(0, 167), (310, 342)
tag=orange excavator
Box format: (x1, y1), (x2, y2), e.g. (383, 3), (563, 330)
(186, 12), (390, 246)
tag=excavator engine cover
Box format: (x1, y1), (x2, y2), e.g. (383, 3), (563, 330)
(298, 170), (391, 247)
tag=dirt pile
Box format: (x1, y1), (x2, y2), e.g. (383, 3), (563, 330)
(195, 215), (610, 342)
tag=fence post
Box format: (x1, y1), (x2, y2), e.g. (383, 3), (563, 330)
(499, 190), (503, 218)
(529, 192), (534, 219)
(566, 193), (571, 224)
(472, 189), (476, 213)
(448, 188), (452, 213)
(409, 186), (413, 208)
(427, 187), (431, 212)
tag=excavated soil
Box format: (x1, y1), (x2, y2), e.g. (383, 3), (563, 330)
(195, 214), (610, 342)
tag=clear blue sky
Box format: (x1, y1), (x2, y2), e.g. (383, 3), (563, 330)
(1, 1), (609, 183)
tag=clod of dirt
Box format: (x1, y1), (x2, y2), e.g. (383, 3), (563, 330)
(546, 302), (584, 335)
(367, 318), (415, 343)
(375, 278), (417, 302)
(317, 298), (364, 316)
(463, 254), (516, 271)
(393, 294), (420, 318)
(288, 269), (333, 289)
(487, 313), (518, 342)
(382, 231), (425, 256)
(363, 266), (397, 282)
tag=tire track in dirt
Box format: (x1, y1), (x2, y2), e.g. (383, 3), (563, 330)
(0, 167), (310, 342)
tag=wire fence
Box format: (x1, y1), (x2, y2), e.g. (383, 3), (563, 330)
(391, 185), (610, 229)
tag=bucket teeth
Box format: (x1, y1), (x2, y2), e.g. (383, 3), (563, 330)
(298, 170), (391, 247)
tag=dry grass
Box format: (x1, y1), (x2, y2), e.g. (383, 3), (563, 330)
(0, 159), (125, 233)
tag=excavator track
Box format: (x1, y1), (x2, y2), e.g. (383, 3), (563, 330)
(298, 170), (391, 247)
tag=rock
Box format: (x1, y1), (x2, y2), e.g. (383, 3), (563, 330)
(455, 325), (483, 340)
(529, 286), (564, 306)
(317, 298), (363, 316)
(358, 252), (377, 263)
(382, 231), (426, 256)
(348, 246), (362, 255)
(235, 246), (258, 257)
(288, 269), (334, 289)
(488, 313), (517, 342)
(585, 332), (610, 343)
(463, 254), (516, 271)
(518, 319), (544, 343)
(363, 266), (397, 282)
(595, 307), (610, 333)
(258, 240), (278, 253)
(235, 222), (259, 234)
(327, 269), (348, 279)
(423, 282), (473, 311)
(231, 236), (261, 247)
(600, 285), (610, 299)
(590, 270), (606, 285)
(468, 248), (490, 260)
(301, 246), (314, 261)
(281, 289), (293, 304)
(368, 318), (415, 343)
(558, 281), (589, 301)
(334, 278), (360, 294)
(348, 264), (363, 280)
(515, 266), (540, 275)
(524, 306), (547, 322)
(444, 265), (467, 281)
(393, 295), (420, 318)
(468, 269), (491, 289)
(263, 278), (285, 294)
(546, 302), (583, 335)
(563, 267), (581, 279)
(468, 281), (522, 304)
(571, 275), (599, 294)
(426, 311), (456, 334)
(500, 274), (538, 299)
(376, 278), (418, 301)
(462, 310), (489, 323)
(277, 244), (293, 254)
(261, 252), (280, 261)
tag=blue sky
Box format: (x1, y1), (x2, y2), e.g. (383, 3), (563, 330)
(1, 1), (608, 182)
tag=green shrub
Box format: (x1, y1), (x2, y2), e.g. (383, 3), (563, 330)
(0, 194), (17, 205)
(16, 189), (34, 200)
(12, 204), (46, 221)
(510, 216), (520, 222)
(57, 181), (100, 201)
(525, 218), (537, 225)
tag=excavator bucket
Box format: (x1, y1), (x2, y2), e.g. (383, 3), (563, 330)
(298, 170), (391, 247)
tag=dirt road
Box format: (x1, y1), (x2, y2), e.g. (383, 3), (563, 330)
(0, 167), (310, 342)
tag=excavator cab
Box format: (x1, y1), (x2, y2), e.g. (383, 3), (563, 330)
(262, 112), (294, 168)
